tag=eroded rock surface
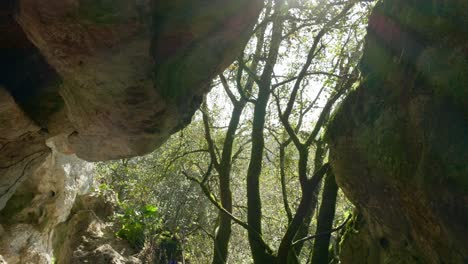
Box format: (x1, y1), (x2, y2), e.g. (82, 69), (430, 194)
(54, 192), (140, 264)
(0, 87), (49, 210)
(1, 0), (262, 161)
(328, 0), (467, 263)
(0, 140), (94, 263)
(0, 0), (262, 262)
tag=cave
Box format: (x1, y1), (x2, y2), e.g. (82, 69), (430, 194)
(0, 0), (466, 263)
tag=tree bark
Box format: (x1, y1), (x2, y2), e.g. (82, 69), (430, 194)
(310, 170), (338, 264)
(246, 0), (284, 261)
(210, 88), (249, 263)
(211, 106), (238, 264)
(293, 139), (327, 256)
(280, 143), (293, 223)
(209, 2), (271, 259)
(275, 163), (330, 264)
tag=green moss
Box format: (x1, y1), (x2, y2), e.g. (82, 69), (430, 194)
(357, 108), (409, 180)
(417, 47), (468, 109)
(360, 36), (403, 94)
(0, 192), (35, 224)
(78, 0), (126, 24)
(375, 0), (468, 110)
(338, 213), (360, 248)
(381, 0), (466, 40)
(337, 212), (371, 262)
(52, 222), (68, 261)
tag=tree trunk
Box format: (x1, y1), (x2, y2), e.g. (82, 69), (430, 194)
(310, 171), (338, 264)
(246, 0), (284, 262)
(293, 141), (326, 255)
(210, 1), (268, 258)
(211, 100), (245, 263)
(280, 144), (293, 222)
(212, 168), (233, 264)
(276, 163), (329, 264)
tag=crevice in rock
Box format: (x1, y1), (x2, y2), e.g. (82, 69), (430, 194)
(0, 151), (47, 200)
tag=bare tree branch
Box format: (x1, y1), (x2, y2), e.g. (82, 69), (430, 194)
(219, 74), (239, 105)
(201, 102), (220, 169)
(272, 71), (346, 89)
(292, 214), (352, 246)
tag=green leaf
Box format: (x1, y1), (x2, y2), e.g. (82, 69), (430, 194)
(144, 205), (158, 215)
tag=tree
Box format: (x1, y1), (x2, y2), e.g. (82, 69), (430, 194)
(96, 0), (373, 263)
(310, 171), (339, 264)
(245, 0), (286, 261)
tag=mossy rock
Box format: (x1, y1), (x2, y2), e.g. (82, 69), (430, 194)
(0, 192), (35, 224)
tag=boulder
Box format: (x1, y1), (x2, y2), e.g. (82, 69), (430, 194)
(328, 0), (468, 263)
(0, 139), (94, 263)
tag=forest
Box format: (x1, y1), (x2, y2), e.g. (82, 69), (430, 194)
(97, 0), (374, 263)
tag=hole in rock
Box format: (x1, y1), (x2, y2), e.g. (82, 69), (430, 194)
(379, 237), (390, 249)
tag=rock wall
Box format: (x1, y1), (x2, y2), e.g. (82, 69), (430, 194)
(0, 0), (263, 262)
(328, 0), (467, 263)
(0, 0), (262, 161)
(0, 139), (94, 263)
(53, 192), (140, 264)
(0, 87), (50, 210)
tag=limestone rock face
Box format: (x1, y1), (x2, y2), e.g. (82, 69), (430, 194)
(328, 0), (467, 263)
(0, 140), (94, 263)
(0, 1), (262, 261)
(54, 193), (140, 264)
(0, 87), (50, 210)
(0, 0), (263, 161)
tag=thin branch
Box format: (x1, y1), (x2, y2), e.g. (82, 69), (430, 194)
(201, 161), (214, 184)
(305, 67), (358, 146)
(235, 59), (256, 104)
(292, 214), (352, 246)
(182, 171), (273, 253)
(164, 149), (208, 174)
(239, 59), (262, 89)
(272, 71), (346, 89)
(280, 143), (293, 223)
(232, 138), (252, 162)
(201, 102), (220, 169)
(274, 92), (302, 148)
(219, 74), (239, 105)
(194, 224), (216, 240)
(284, 1), (356, 120)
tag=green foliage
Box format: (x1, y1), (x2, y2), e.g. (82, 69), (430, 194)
(0, 192), (35, 224)
(115, 203), (162, 249)
(94, 0), (373, 262)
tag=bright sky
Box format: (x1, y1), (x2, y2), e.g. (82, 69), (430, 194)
(203, 1), (371, 135)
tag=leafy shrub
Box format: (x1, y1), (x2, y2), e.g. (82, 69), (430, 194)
(116, 204), (162, 249)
